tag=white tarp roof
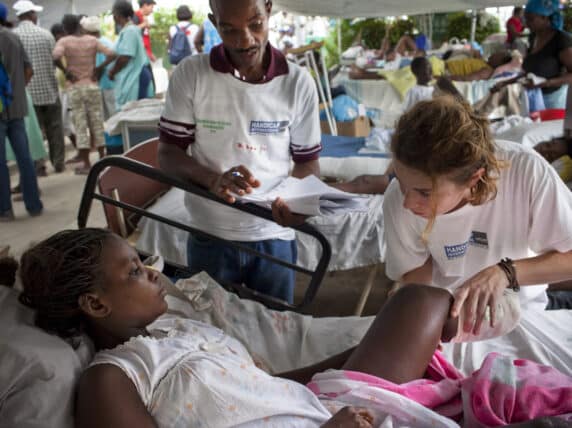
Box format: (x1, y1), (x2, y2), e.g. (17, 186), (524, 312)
(273, 0), (526, 18)
(3, 0), (527, 29)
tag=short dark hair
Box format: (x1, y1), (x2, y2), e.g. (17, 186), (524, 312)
(50, 22), (65, 38)
(113, 0), (134, 19)
(177, 5), (192, 21)
(138, 0), (156, 5)
(62, 14), (80, 35)
(514, 6), (523, 15)
(410, 56), (429, 76)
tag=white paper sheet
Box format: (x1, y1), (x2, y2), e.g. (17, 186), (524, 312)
(237, 175), (369, 216)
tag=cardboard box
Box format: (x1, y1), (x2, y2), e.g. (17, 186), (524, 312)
(320, 116), (371, 137)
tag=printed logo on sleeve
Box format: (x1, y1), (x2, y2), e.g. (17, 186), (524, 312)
(444, 241), (469, 260)
(249, 120), (289, 135)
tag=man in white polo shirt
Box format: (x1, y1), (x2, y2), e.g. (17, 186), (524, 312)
(158, 0), (321, 302)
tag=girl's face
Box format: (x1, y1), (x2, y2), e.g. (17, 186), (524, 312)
(393, 160), (473, 219)
(94, 236), (168, 329)
(525, 12), (550, 33)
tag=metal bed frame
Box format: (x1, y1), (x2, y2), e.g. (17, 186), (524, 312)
(77, 154), (332, 313)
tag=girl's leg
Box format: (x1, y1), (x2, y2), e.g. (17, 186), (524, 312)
(343, 284), (456, 384)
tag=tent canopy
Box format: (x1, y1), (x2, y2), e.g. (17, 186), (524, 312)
(274, 0), (526, 18)
(3, 0), (527, 29)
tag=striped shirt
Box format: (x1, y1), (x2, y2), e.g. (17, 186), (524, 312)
(13, 21), (59, 105)
(53, 34), (114, 89)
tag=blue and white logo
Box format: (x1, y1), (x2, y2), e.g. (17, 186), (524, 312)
(444, 241), (469, 260)
(249, 120), (289, 135)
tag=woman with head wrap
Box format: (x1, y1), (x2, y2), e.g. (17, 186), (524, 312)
(495, 0), (572, 109)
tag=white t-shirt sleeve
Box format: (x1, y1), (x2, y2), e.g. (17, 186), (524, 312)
(383, 180), (431, 281)
(169, 25), (176, 39)
(158, 59), (197, 148)
(526, 151), (572, 253)
(289, 67), (322, 162)
(402, 89), (414, 112)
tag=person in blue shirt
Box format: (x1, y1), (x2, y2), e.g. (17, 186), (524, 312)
(108, 0), (154, 111)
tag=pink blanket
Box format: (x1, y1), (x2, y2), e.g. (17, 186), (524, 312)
(307, 352), (572, 426)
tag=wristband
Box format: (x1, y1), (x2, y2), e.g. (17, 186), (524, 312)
(497, 258), (520, 292)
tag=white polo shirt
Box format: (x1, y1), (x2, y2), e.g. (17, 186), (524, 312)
(383, 140), (572, 306)
(159, 44), (321, 241)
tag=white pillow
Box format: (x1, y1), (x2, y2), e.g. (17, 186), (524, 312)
(0, 286), (92, 428)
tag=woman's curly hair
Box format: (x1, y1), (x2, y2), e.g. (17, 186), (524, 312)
(391, 96), (506, 236)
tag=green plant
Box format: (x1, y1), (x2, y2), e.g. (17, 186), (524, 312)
(445, 11), (500, 44)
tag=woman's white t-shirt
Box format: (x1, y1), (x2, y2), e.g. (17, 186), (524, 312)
(383, 140), (572, 306)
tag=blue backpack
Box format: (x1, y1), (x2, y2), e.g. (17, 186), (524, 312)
(0, 56), (13, 114)
(169, 24), (192, 65)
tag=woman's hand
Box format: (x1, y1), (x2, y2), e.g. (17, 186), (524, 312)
(450, 264), (509, 335)
(271, 197), (307, 227)
(321, 407), (374, 428)
(210, 165), (260, 203)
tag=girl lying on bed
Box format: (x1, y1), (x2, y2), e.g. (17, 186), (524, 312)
(5, 228), (572, 427)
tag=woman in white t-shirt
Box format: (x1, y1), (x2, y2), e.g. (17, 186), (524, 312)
(168, 5), (199, 56)
(384, 96), (572, 342)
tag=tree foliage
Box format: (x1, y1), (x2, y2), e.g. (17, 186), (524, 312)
(445, 11), (500, 43)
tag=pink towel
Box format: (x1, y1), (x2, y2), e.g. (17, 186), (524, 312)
(307, 352), (572, 426)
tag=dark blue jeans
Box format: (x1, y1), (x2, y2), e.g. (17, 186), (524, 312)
(0, 118), (43, 215)
(138, 65), (153, 100)
(187, 235), (297, 303)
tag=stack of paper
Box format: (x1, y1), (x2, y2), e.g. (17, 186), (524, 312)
(237, 175), (369, 216)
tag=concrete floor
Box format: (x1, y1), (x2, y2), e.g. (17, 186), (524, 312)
(2, 153), (392, 317)
(1, 156), (106, 256)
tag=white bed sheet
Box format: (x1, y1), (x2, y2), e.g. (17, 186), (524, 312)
(169, 273), (572, 377)
(136, 188), (385, 271)
(495, 119), (564, 148)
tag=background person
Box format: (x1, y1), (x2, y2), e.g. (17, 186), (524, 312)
(167, 5), (199, 63)
(53, 14), (116, 174)
(108, 0), (154, 111)
(194, 16), (222, 54)
(133, 0), (156, 62)
(494, 0), (572, 109)
(13, 0), (66, 174)
(0, 13), (43, 221)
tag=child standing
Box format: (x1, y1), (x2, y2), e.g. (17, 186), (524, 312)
(402, 56), (434, 111)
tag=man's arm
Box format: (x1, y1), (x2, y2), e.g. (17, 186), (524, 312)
(291, 159), (320, 179)
(157, 142), (219, 190)
(158, 142), (259, 203)
(24, 65), (33, 85)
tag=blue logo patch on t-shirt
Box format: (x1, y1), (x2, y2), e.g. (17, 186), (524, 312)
(444, 241), (469, 260)
(249, 120), (289, 135)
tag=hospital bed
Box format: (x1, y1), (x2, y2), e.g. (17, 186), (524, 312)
(2, 268), (571, 428)
(77, 139), (333, 313)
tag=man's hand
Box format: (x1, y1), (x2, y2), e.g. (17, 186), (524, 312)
(271, 197), (307, 227)
(93, 65), (105, 82)
(451, 264), (509, 335)
(64, 69), (78, 83)
(210, 165), (260, 203)
(321, 407), (374, 428)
